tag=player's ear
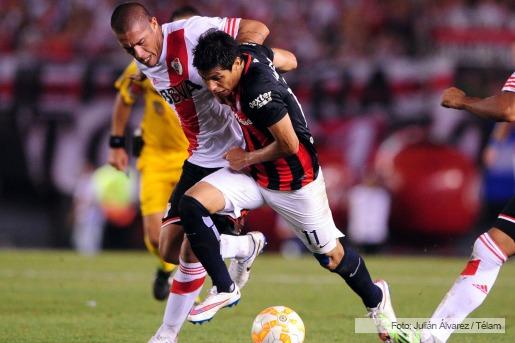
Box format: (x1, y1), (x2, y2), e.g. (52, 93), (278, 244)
(150, 17), (158, 31)
(233, 57), (243, 71)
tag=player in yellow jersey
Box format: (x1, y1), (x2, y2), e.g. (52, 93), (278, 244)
(108, 6), (199, 301)
(108, 59), (189, 300)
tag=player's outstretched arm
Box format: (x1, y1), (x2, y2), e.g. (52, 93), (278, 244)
(271, 48), (297, 73)
(108, 92), (132, 172)
(442, 86), (515, 122)
(237, 19), (269, 45)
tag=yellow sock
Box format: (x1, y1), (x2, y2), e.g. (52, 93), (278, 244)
(144, 235), (176, 273)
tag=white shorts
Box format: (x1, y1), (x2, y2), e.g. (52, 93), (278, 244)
(201, 167), (344, 254)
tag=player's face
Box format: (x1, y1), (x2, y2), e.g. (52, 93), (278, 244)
(116, 17), (162, 67)
(200, 58), (243, 98)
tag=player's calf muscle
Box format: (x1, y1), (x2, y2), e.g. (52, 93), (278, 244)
(143, 214), (163, 246)
(179, 238), (199, 263)
(159, 224), (183, 264)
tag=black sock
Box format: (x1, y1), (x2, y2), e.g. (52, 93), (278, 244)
(179, 195), (233, 293)
(332, 238), (382, 308)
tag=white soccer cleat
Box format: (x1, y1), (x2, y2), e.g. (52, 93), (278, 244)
(228, 231), (266, 289)
(390, 327), (422, 343)
(367, 280), (397, 342)
(187, 284), (241, 324)
(147, 324), (178, 343)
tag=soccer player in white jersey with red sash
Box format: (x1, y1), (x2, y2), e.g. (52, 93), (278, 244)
(110, 3), (269, 342)
(381, 75), (515, 343)
(399, 75), (515, 343)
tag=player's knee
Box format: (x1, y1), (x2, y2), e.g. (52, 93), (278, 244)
(143, 218), (160, 245)
(314, 239), (344, 271)
(313, 253), (340, 271)
(313, 253), (330, 268)
(178, 195), (209, 233)
(145, 234), (159, 249)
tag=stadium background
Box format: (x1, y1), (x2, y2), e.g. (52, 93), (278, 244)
(1, 1), (515, 343)
(0, 0), (514, 253)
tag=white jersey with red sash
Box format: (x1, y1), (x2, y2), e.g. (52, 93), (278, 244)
(136, 16), (244, 168)
(502, 72), (515, 93)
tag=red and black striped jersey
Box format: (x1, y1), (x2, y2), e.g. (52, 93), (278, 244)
(235, 43), (319, 191)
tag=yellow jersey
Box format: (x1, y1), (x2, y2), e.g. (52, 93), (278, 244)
(114, 61), (189, 171)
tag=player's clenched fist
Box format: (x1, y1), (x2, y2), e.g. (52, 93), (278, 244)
(441, 87), (467, 109)
(224, 147), (249, 171)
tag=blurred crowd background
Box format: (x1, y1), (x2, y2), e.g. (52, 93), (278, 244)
(1, 0), (514, 254)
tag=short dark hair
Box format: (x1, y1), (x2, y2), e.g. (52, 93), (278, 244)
(111, 2), (151, 33)
(170, 5), (200, 22)
(193, 30), (239, 74)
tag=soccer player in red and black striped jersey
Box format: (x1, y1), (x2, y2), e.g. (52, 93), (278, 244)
(189, 30), (399, 341)
(220, 42), (318, 191)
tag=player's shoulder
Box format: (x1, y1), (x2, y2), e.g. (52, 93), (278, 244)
(125, 60), (138, 73)
(242, 57), (276, 90)
(166, 16), (223, 32)
(118, 60), (138, 80)
(115, 60), (140, 89)
(240, 63), (279, 108)
(240, 44), (274, 76)
(239, 43), (273, 60)
(162, 17), (198, 34)
(241, 62), (271, 91)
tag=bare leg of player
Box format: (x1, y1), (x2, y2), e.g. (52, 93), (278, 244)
(149, 219), (265, 341)
(143, 213), (178, 301)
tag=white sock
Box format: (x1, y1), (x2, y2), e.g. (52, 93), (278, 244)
(219, 234), (252, 260)
(423, 233), (507, 343)
(161, 259), (206, 337)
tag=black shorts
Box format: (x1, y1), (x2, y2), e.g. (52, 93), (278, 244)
(493, 197), (515, 240)
(162, 160), (240, 235)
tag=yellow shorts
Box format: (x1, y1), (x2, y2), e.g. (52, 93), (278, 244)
(137, 146), (188, 216)
(139, 166), (182, 216)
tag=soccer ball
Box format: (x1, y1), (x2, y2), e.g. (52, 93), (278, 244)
(251, 306), (305, 343)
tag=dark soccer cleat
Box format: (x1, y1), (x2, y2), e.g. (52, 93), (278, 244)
(153, 269), (172, 301)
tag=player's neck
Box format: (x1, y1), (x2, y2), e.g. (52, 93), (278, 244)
(156, 25), (164, 56)
(237, 59), (245, 86)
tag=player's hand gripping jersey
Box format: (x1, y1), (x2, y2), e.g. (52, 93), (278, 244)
(136, 16), (244, 168)
(235, 44), (319, 191)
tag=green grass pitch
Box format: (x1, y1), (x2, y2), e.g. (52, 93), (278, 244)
(0, 250), (512, 342)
